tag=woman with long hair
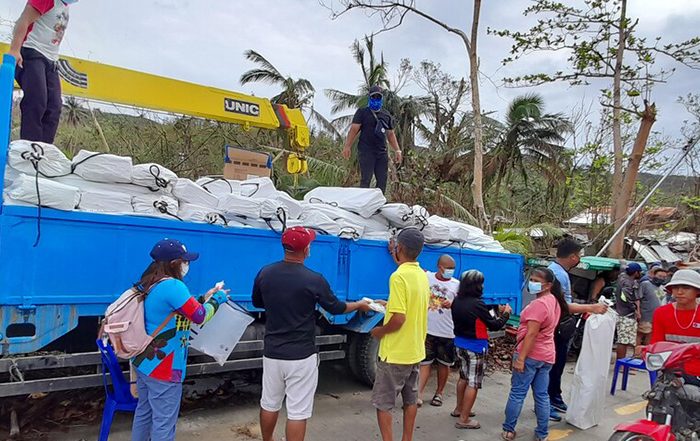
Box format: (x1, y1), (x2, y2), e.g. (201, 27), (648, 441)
(502, 268), (567, 441)
(131, 238), (229, 441)
(451, 270), (512, 430)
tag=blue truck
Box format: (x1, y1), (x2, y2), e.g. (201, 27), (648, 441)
(0, 54), (524, 397)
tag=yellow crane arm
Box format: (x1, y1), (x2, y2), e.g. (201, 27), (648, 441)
(0, 43), (310, 151)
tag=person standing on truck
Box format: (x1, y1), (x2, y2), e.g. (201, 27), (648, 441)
(615, 262), (643, 361)
(417, 254), (458, 408)
(371, 228), (429, 441)
(502, 268), (565, 441)
(341, 85), (402, 194)
(8, 0), (76, 144)
(131, 239), (229, 441)
(252, 226), (371, 441)
(451, 270), (511, 430)
(546, 238), (608, 422)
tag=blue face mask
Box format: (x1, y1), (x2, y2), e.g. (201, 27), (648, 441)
(528, 281), (543, 294)
(368, 97), (383, 111)
(443, 269), (455, 279)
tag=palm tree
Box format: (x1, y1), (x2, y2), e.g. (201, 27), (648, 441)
(239, 50), (338, 137)
(63, 97), (87, 127)
(487, 94), (572, 201)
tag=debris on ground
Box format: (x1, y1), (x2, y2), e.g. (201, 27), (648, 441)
(486, 336), (515, 373)
(231, 422), (261, 439)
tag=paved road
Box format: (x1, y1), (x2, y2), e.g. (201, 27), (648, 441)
(52, 358), (650, 441)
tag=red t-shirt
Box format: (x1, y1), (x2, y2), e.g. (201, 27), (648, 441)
(651, 303), (700, 375)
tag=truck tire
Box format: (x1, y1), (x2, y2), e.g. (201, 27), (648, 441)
(350, 333), (379, 387)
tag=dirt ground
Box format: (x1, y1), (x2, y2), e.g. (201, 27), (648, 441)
(23, 355), (652, 441)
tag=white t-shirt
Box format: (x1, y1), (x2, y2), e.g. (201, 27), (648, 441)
(23, 0), (70, 62)
(426, 271), (459, 339)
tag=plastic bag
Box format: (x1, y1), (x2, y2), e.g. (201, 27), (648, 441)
(566, 308), (618, 429)
(303, 187), (386, 218)
(8, 140), (72, 177)
(189, 301), (254, 366)
(240, 177), (277, 199)
(276, 191), (304, 219)
(132, 194), (179, 219)
(218, 193), (263, 218)
(79, 190), (133, 213)
(196, 177), (242, 196)
(178, 203), (227, 225)
(173, 179), (220, 208)
(379, 203), (414, 228)
(72, 150), (133, 183)
(132, 163), (178, 191)
(6, 174), (80, 210)
(53, 174), (161, 197)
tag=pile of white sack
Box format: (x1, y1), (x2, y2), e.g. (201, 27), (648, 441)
(2, 140), (507, 253)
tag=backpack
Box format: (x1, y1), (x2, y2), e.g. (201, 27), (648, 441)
(100, 281), (175, 359)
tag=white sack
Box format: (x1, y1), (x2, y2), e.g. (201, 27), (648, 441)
(4, 166), (20, 188)
(259, 198), (286, 220)
(301, 203), (377, 235)
(189, 301), (254, 366)
(8, 140), (71, 177)
(240, 177), (277, 199)
(132, 194), (179, 219)
(379, 203), (414, 228)
(290, 211), (341, 236)
(566, 308), (618, 430)
(412, 205), (430, 228)
(53, 174), (162, 196)
(276, 191), (304, 219)
(132, 163), (178, 191)
(218, 194), (263, 219)
(72, 150), (133, 183)
(172, 179), (220, 208)
(362, 231), (392, 241)
(196, 177), (242, 196)
(428, 215), (484, 243)
(178, 203), (227, 225)
(422, 222), (451, 243)
(303, 187), (386, 218)
(7, 174), (80, 211)
(78, 190), (133, 214)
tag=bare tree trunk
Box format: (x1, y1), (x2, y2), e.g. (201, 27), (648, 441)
(609, 0), (627, 256)
(468, 0), (489, 231)
(608, 101), (656, 257)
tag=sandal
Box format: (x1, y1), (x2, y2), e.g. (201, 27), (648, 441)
(417, 398), (423, 407)
(502, 431), (516, 441)
(455, 420), (481, 429)
(451, 411), (476, 418)
(430, 394), (443, 407)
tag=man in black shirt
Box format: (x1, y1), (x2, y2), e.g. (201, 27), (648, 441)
(342, 85), (402, 193)
(252, 226), (370, 441)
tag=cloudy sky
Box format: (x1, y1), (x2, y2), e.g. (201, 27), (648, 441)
(1, 0), (699, 147)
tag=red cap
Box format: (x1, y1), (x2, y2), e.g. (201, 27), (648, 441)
(282, 227), (316, 252)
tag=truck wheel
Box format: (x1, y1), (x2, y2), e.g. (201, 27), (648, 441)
(351, 333), (379, 387)
(346, 333), (361, 379)
(607, 431), (656, 441)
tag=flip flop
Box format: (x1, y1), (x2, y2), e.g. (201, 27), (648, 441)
(455, 420), (481, 429)
(450, 411), (476, 417)
(430, 394), (443, 407)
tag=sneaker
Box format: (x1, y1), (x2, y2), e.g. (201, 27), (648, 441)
(549, 408), (562, 422)
(551, 398), (568, 413)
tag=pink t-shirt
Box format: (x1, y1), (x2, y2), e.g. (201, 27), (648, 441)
(516, 293), (561, 364)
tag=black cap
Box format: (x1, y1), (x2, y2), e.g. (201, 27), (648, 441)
(397, 228), (424, 253)
(150, 238), (199, 262)
(369, 85), (384, 96)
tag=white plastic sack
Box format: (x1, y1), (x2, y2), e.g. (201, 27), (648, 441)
(132, 163), (178, 191)
(290, 211), (341, 236)
(177, 203), (227, 225)
(6, 174), (80, 211)
(78, 190), (133, 214)
(362, 231), (392, 241)
(379, 203), (414, 228)
(275, 191), (304, 219)
(173, 179), (220, 209)
(301, 204), (369, 236)
(240, 177), (277, 199)
(303, 187), (386, 218)
(412, 205), (430, 228)
(259, 198), (285, 220)
(53, 174), (161, 196)
(566, 308), (618, 430)
(428, 215), (483, 243)
(132, 194), (179, 219)
(218, 194), (262, 219)
(72, 150), (133, 183)
(8, 140), (72, 177)
(422, 222), (451, 243)
(189, 301), (254, 366)
(196, 177), (242, 196)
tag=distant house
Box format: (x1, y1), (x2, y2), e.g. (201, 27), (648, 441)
(565, 206), (679, 227)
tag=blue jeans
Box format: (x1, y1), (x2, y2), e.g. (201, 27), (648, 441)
(503, 355), (553, 440)
(132, 369), (183, 441)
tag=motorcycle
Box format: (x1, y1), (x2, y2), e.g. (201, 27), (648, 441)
(609, 341), (700, 441)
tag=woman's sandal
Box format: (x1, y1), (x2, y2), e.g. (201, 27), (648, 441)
(450, 411), (476, 418)
(430, 394), (443, 407)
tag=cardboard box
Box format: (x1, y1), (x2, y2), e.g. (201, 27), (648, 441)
(223, 146), (272, 181)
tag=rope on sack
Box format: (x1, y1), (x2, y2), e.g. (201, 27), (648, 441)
(146, 164), (170, 192)
(153, 200), (182, 221)
(263, 207), (288, 234)
(199, 177), (234, 194)
(307, 197), (339, 208)
(240, 182), (261, 197)
(339, 227), (360, 240)
(205, 212), (228, 226)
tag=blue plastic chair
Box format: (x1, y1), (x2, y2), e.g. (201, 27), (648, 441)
(96, 339), (138, 441)
(610, 357), (657, 395)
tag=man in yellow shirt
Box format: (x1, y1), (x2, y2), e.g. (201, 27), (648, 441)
(371, 228), (429, 441)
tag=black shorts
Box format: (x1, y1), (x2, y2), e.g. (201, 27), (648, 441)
(421, 334), (455, 366)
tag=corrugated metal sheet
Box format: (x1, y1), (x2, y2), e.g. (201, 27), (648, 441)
(650, 245), (681, 263)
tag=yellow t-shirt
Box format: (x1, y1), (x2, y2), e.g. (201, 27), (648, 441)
(378, 262), (430, 364)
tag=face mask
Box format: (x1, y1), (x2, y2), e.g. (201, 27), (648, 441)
(368, 97), (383, 111)
(443, 269), (455, 279)
(528, 281), (543, 294)
(652, 278), (665, 286)
(180, 261), (190, 278)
